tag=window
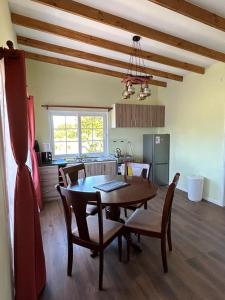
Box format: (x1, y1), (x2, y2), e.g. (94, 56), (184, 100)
(49, 111), (108, 157)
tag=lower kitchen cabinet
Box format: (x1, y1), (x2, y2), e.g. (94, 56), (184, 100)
(39, 165), (60, 202)
(39, 161), (117, 202)
(85, 161), (117, 176)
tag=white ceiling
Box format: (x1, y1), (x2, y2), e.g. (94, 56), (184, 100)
(8, 0), (225, 84)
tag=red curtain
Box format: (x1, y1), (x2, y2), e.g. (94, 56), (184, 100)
(27, 96), (43, 210)
(4, 50), (46, 299)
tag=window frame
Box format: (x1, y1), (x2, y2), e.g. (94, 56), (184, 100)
(49, 109), (108, 158)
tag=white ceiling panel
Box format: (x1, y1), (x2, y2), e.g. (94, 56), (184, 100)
(8, 0), (225, 81)
(15, 25), (190, 76)
(21, 44), (167, 81)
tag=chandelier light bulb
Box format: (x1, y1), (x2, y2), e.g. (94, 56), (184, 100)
(139, 87), (146, 98)
(127, 83), (135, 95)
(122, 86), (130, 98)
(143, 84), (151, 97)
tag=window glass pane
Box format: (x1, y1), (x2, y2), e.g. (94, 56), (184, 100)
(66, 116), (78, 128)
(67, 142), (79, 154)
(52, 113), (106, 156)
(54, 142), (66, 155)
(81, 128), (92, 141)
(54, 129), (66, 141)
(93, 116), (104, 128)
(53, 116), (65, 129)
(67, 129), (78, 141)
(82, 140), (103, 153)
(81, 116), (93, 128)
(93, 128), (103, 140)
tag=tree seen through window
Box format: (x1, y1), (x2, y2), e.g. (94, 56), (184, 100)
(52, 114), (105, 156)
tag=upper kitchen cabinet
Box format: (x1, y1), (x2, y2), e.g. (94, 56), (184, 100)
(111, 104), (165, 128)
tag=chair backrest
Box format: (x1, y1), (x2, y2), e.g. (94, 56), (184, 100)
(57, 185), (103, 247)
(122, 162), (152, 179)
(56, 185), (72, 239)
(59, 163), (86, 186)
(172, 173), (180, 186)
(161, 173), (180, 233)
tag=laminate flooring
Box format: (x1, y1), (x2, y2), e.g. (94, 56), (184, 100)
(40, 188), (225, 300)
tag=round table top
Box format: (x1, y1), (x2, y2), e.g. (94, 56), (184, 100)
(67, 175), (158, 206)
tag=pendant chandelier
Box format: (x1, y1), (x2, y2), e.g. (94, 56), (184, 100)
(122, 35), (152, 101)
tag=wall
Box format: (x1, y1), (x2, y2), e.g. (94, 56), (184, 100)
(0, 0), (16, 299)
(26, 55), (225, 206)
(158, 62), (225, 206)
(26, 59), (159, 160)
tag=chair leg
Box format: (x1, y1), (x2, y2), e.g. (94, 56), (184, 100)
(118, 235), (122, 262)
(67, 241), (73, 276)
(161, 237), (168, 273)
(144, 201), (147, 210)
(167, 220), (172, 251)
(99, 250), (104, 290)
(124, 208), (128, 218)
(126, 232), (131, 262)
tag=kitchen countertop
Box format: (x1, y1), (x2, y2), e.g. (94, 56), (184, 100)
(39, 157), (117, 167)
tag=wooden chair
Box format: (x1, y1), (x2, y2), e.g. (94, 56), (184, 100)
(125, 173), (180, 273)
(59, 163), (97, 216)
(59, 163), (86, 186)
(56, 185), (123, 290)
(122, 162), (152, 217)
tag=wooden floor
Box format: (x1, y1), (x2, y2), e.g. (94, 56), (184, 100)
(40, 188), (225, 300)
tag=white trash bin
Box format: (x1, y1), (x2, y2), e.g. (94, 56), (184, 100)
(187, 176), (204, 202)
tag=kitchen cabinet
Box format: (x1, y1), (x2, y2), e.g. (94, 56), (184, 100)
(111, 103), (165, 128)
(39, 165), (60, 202)
(39, 161), (117, 202)
(85, 161), (117, 176)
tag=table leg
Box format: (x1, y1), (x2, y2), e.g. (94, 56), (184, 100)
(105, 206), (123, 222)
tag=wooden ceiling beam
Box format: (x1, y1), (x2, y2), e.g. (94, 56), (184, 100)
(24, 51), (167, 87)
(148, 0), (225, 33)
(33, 0), (225, 63)
(11, 13), (204, 74)
(18, 35), (183, 81)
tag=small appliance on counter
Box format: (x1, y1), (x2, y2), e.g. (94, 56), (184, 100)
(41, 143), (52, 164)
(112, 139), (135, 174)
(115, 148), (122, 158)
(41, 152), (52, 164)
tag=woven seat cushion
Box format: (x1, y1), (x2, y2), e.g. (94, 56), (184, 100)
(126, 209), (161, 233)
(73, 216), (123, 244)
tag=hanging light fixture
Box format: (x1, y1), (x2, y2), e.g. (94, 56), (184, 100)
(122, 35), (152, 101)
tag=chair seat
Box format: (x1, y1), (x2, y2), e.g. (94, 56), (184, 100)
(125, 209), (161, 233)
(73, 216), (123, 244)
(86, 204), (98, 215)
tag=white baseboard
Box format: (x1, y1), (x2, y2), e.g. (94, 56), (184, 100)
(203, 196), (224, 207)
(177, 187), (224, 207)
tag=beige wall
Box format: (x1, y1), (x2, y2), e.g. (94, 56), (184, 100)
(0, 0), (16, 299)
(25, 41), (225, 206)
(158, 62), (225, 206)
(26, 59), (159, 160)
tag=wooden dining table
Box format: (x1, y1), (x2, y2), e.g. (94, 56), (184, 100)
(67, 174), (158, 221)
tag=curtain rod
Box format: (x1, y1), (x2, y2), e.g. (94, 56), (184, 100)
(41, 104), (113, 111)
(0, 40), (20, 59)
